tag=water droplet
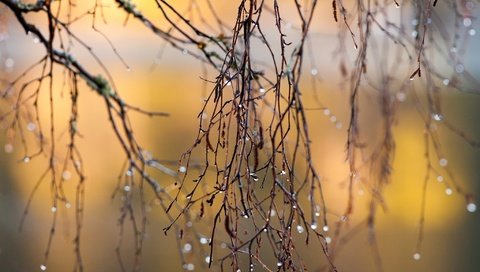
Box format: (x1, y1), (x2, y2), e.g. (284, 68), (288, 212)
(62, 171), (71, 180)
(33, 37), (40, 44)
(259, 88), (266, 93)
(396, 92), (406, 102)
(296, 225), (304, 234)
(270, 209), (276, 217)
(432, 113), (443, 122)
(411, 19), (419, 26)
(323, 225), (329, 232)
(179, 166), (187, 173)
(65, 203), (72, 209)
(413, 253), (421, 260)
(455, 64), (464, 74)
(243, 214), (249, 219)
(4, 144), (13, 153)
(325, 236), (332, 244)
(280, 170), (286, 175)
(442, 79), (450, 86)
(126, 169), (133, 176)
(183, 263), (194, 271)
(277, 262), (282, 267)
(315, 211), (320, 217)
(411, 30), (418, 38)
(311, 223), (318, 230)
(436, 176), (444, 182)
(51, 207), (57, 213)
(5, 58), (14, 69)
(466, 1), (475, 10)
(205, 256), (211, 263)
(323, 109), (331, 116)
(451, 47), (457, 53)
(335, 122), (343, 129)
(463, 17), (472, 27)
(469, 29), (476, 36)
(445, 188), (453, 195)
(467, 203), (477, 213)
(329, 116), (337, 123)
(40, 264), (47, 271)
(200, 237), (209, 245)
(23, 156), (30, 163)
(182, 243), (192, 253)
(124, 185), (131, 192)
(182, 49), (188, 55)
(311, 68), (318, 76)
(126, 67), (131, 72)
(26, 122), (36, 131)
(439, 158), (448, 167)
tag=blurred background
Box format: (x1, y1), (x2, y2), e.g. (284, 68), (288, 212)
(0, 0), (479, 271)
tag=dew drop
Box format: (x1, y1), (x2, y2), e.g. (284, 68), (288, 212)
(51, 207), (57, 213)
(439, 158), (448, 167)
(442, 79), (450, 86)
(463, 17), (472, 27)
(23, 156), (30, 163)
(65, 203), (72, 209)
(259, 88), (266, 93)
(62, 171), (72, 181)
(396, 92), (406, 102)
(5, 58), (14, 69)
(40, 264), (47, 271)
(411, 30), (418, 38)
(270, 209), (276, 217)
(205, 256), (211, 263)
(335, 122), (343, 129)
(277, 262), (282, 267)
(467, 203), (477, 213)
(411, 19), (418, 26)
(311, 68), (318, 76)
(465, 1), (475, 10)
(436, 176), (444, 182)
(445, 188), (453, 195)
(323, 225), (329, 232)
(432, 113), (443, 122)
(469, 29), (476, 36)
(27, 122), (36, 131)
(296, 225), (304, 234)
(199, 237), (209, 245)
(455, 64), (464, 74)
(182, 243), (192, 253)
(329, 116), (337, 123)
(310, 223), (318, 230)
(126, 169), (133, 176)
(4, 144), (13, 153)
(183, 263), (194, 271)
(323, 109), (331, 116)
(124, 185), (131, 192)
(179, 166), (187, 173)
(325, 236), (332, 244)
(280, 170), (286, 175)
(315, 211), (320, 217)
(413, 253), (421, 260)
